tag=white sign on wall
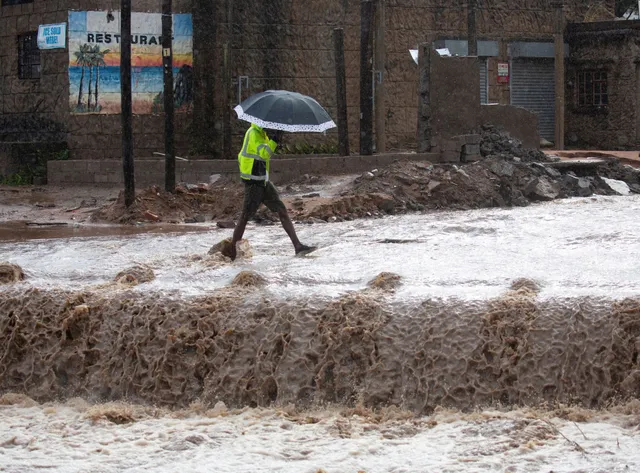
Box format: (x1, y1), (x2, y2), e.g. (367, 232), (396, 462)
(38, 23), (67, 49)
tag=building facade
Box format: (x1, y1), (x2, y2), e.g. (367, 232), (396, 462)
(0, 0), (622, 181)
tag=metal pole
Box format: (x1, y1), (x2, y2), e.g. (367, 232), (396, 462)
(553, 1), (565, 150)
(416, 43), (432, 153)
(360, 0), (374, 156)
(120, 0), (135, 206)
(162, 0), (175, 192)
(467, 0), (478, 56)
(374, 0), (386, 153)
(333, 28), (350, 156)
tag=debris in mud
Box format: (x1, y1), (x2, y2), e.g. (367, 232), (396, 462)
(479, 124), (551, 163)
(368, 272), (402, 291)
(231, 271), (266, 288)
(208, 238), (252, 260)
(114, 265), (155, 286)
(85, 403), (136, 425)
(0, 262), (25, 284)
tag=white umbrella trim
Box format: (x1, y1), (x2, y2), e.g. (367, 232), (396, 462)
(234, 105), (337, 133)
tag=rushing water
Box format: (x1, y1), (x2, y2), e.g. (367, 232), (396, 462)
(1, 195), (639, 301)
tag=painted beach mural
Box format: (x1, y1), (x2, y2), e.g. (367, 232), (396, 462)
(68, 11), (193, 114)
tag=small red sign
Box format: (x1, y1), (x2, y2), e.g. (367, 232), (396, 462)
(497, 62), (509, 84)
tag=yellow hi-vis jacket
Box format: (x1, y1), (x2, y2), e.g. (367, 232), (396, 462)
(238, 123), (277, 183)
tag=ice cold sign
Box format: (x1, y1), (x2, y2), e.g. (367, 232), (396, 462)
(38, 23), (67, 49)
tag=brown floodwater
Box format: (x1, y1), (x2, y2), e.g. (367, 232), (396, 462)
(0, 221), (208, 242)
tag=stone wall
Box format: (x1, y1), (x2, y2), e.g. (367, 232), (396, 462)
(2, 0), (615, 170)
(48, 152), (444, 186)
(565, 20), (640, 150)
(0, 0), (192, 163)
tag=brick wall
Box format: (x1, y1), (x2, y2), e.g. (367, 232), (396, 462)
(566, 20), (640, 150)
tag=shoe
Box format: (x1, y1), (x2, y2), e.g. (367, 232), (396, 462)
(295, 245), (317, 257)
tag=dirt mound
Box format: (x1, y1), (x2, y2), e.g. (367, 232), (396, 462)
(368, 272), (402, 291)
(231, 271), (266, 288)
(1, 286), (639, 412)
(92, 179), (244, 225)
(114, 265), (155, 286)
(0, 263), (24, 284)
(208, 238), (252, 260)
(479, 124), (551, 162)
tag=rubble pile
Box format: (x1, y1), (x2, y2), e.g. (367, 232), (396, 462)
(479, 124), (551, 163)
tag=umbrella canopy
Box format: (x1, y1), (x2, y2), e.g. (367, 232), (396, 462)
(234, 90), (336, 133)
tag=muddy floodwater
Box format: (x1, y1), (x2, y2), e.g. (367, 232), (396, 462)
(2, 195), (639, 300)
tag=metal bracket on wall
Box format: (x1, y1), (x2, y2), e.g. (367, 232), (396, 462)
(375, 71), (383, 84)
(234, 76), (249, 103)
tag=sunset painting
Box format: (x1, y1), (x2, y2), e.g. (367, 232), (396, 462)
(68, 11), (193, 114)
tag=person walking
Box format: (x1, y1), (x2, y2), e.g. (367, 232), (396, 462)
(223, 123), (316, 261)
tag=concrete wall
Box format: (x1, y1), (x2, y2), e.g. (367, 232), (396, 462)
(48, 152), (443, 186)
(429, 53), (540, 151)
(565, 21), (640, 150)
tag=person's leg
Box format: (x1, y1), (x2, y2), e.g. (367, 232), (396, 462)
(264, 182), (316, 255)
(226, 182), (263, 260)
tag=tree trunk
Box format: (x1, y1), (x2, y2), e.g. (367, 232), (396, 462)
(162, 0), (175, 192)
(121, 0), (135, 207)
(95, 67), (100, 111)
(77, 66), (85, 109)
(88, 66), (94, 111)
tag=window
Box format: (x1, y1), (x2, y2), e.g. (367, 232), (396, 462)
(2, 0), (34, 6)
(18, 32), (40, 79)
(577, 70), (608, 107)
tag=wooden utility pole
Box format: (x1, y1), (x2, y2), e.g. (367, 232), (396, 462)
(162, 0), (175, 192)
(467, 0), (478, 56)
(120, 0), (135, 206)
(360, 0), (374, 155)
(333, 28), (350, 156)
(416, 43), (432, 153)
(223, 0), (233, 158)
(553, 1), (565, 150)
(374, 0), (386, 153)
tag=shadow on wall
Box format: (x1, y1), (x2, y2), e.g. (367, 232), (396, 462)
(429, 52), (540, 152)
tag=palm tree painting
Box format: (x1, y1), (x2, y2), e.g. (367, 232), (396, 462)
(74, 44), (91, 111)
(73, 44), (110, 113)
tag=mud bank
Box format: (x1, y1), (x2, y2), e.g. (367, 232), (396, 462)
(1, 285), (638, 412)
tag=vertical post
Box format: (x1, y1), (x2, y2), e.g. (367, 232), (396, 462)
(636, 64), (640, 144)
(162, 0), (175, 193)
(553, 1), (565, 150)
(120, 0), (135, 206)
(223, 0), (233, 158)
(467, 0), (477, 56)
(333, 28), (350, 156)
(416, 43), (431, 153)
(223, 44), (232, 159)
(360, 0), (374, 155)
(374, 0), (386, 153)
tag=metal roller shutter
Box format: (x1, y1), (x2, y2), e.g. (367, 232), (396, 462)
(511, 58), (555, 142)
(480, 59), (488, 104)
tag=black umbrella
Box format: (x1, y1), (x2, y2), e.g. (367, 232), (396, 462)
(234, 90), (336, 133)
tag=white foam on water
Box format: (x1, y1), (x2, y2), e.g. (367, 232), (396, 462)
(2, 195), (639, 301)
(0, 403), (638, 473)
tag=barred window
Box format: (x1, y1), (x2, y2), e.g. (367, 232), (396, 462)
(18, 32), (40, 79)
(2, 0), (34, 6)
(577, 70), (608, 107)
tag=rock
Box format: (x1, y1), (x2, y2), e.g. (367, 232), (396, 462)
(0, 263), (25, 284)
(378, 199), (396, 214)
(576, 178), (593, 197)
(209, 174), (221, 184)
(368, 272), (402, 291)
(216, 220), (235, 229)
(114, 265), (155, 286)
(601, 178), (631, 196)
(328, 216), (338, 223)
(208, 238), (252, 259)
(629, 183), (640, 194)
(231, 270), (266, 287)
(525, 177), (560, 201)
(427, 180), (442, 192)
(488, 160), (515, 178)
(302, 192), (320, 198)
(307, 217), (327, 224)
(362, 172), (375, 180)
(193, 214), (206, 223)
